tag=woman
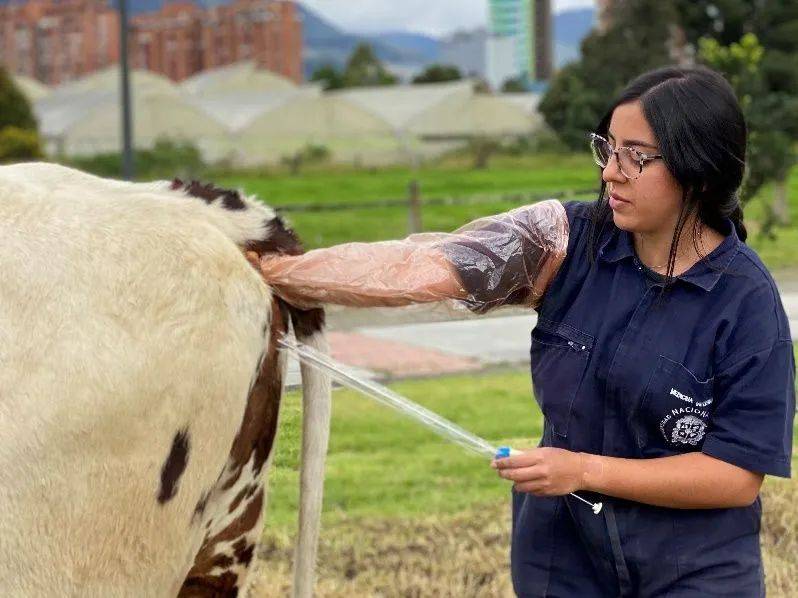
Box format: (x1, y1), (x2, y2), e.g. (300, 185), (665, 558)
(255, 66), (795, 596)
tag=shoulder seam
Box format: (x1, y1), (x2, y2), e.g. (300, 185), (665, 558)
(728, 249), (789, 339)
(716, 339), (793, 375)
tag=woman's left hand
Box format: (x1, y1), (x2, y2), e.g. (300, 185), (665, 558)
(492, 447), (585, 496)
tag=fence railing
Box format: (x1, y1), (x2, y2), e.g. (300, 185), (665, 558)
(272, 182), (598, 233)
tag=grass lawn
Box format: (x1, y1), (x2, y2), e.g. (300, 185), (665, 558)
(217, 154), (597, 208)
(218, 153), (798, 271)
(265, 368), (540, 531)
(742, 173), (798, 269)
(217, 154), (598, 248)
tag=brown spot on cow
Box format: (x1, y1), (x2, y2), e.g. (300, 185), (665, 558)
(221, 300), (287, 488)
(246, 215), (303, 256)
(179, 490), (264, 595)
(179, 572), (239, 597)
(232, 538), (255, 567)
(290, 305), (325, 337)
(228, 487), (249, 514)
(192, 490), (210, 524)
(157, 429), (190, 504)
(172, 179), (247, 211)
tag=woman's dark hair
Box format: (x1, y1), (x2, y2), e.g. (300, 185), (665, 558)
(588, 65), (748, 284)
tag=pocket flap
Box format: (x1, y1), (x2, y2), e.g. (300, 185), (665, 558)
(535, 316), (595, 351)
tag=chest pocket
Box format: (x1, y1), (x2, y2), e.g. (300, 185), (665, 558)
(529, 318), (594, 438)
(636, 355), (714, 454)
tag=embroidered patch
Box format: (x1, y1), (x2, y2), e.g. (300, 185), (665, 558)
(669, 387), (693, 403)
(670, 415), (707, 446)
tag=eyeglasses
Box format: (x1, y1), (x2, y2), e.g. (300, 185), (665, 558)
(589, 133), (662, 180)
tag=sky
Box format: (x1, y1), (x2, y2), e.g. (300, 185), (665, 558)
(300, 0), (596, 38)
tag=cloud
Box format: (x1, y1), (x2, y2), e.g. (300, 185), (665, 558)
(300, 0), (595, 38)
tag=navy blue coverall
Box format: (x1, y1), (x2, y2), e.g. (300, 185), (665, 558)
(512, 201), (796, 597)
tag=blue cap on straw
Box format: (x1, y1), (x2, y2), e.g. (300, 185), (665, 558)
(495, 446), (511, 459)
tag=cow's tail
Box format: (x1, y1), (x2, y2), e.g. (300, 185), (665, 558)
(289, 308), (332, 598)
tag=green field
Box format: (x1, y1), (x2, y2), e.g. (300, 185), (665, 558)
(217, 153), (798, 270)
(217, 154), (598, 247)
(265, 368), (540, 530)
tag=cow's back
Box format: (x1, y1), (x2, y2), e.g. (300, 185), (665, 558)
(0, 165), (273, 596)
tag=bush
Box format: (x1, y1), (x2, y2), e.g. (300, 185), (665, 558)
(0, 67), (37, 132)
(280, 143), (331, 175)
(503, 129), (570, 156)
(0, 126), (43, 163)
(68, 138), (206, 180)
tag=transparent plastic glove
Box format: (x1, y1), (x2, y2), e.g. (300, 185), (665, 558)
(257, 199), (569, 313)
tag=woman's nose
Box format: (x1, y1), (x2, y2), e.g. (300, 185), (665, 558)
(602, 154), (626, 185)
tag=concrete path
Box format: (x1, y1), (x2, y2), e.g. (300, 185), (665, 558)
(285, 283), (798, 389)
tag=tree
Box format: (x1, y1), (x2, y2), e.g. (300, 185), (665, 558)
(310, 64), (344, 91)
(281, 143), (331, 176)
(0, 66), (42, 162)
(677, 1), (798, 227)
(343, 43), (398, 88)
(501, 77), (527, 93)
(539, 0), (678, 150)
(468, 136), (501, 170)
(699, 34), (798, 232)
(0, 67), (37, 132)
(0, 127), (43, 163)
(412, 64), (462, 84)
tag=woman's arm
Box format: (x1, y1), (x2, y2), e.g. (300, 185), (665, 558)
(493, 448), (763, 509)
(252, 199), (569, 312)
(252, 242), (468, 309)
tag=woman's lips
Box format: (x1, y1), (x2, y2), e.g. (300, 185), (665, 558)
(609, 193), (631, 210)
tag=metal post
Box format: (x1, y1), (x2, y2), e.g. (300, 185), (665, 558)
(119, 0), (135, 180)
(407, 179), (422, 234)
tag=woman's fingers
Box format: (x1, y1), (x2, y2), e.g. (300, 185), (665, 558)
(496, 465), (548, 483)
(494, 447), (585, 496)
(513, 481), (551, 495)
(491, 449), (541, 470)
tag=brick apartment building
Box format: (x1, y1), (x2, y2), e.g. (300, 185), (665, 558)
(0, 0), (302, 86)
(0, 0), (119, 85)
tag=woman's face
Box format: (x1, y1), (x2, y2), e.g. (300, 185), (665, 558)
(602, 101), (684, 236)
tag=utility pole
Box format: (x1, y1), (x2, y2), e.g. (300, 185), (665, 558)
(119, 0), (135, 180)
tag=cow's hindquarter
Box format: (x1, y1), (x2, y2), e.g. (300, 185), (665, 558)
(0, 165), (331, 597)
(0, 180), (273, 597)
(171, 178), (333, 598)
(178, 300), (290, 597)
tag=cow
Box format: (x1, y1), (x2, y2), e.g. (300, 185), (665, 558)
(0, 162), (332, 597)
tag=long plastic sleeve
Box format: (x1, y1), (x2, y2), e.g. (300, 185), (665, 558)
(257, 199), (569, 313)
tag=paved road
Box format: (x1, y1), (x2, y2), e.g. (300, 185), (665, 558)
(285, 283), (798, 388)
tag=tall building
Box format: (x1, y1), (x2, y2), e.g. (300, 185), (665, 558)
(130, 0), (302, 84)
(533, 0), (552, 81)
(486, 0), (552, 90)
(0, 0), (303, 86)
(440, 28), (488, 80)
(0, 0), (119, 85)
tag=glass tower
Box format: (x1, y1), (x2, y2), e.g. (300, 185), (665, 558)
(488, 0), (533, 81)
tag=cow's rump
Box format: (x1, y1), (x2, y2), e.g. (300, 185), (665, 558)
(0, 163), (330, 597)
